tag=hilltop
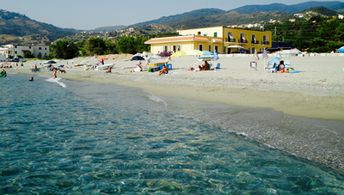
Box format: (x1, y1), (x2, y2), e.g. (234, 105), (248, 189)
(0, 9), (78, 45)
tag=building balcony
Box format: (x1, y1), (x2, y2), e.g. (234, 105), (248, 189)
(262, 41), (270, 45)
(225, 38), (236, 43)
(239, 39), (248, 43)
(251, 40), (259, 44)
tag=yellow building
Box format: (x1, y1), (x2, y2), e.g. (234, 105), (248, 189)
(145, 26), (272, 54)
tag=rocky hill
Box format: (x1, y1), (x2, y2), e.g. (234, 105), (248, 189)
(0, 9), (78, 44)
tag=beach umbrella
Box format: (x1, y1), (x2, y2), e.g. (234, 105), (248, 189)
(189, 50), (203, 56)
(338, 46), (344, 53)
(197, 51), (214, 61)
(44, 60), (57, 64)
(171, 51), (186, 57)
(201, 51), (213, 56)
(131, 56), (145, 61)
(158, 51), (172, 57)
(267, 56), (281, 68)
(278, 48), (301, 56)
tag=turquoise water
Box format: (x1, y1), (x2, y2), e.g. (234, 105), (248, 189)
(0, 75), (343, 194)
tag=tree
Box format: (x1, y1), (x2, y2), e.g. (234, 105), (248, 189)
(50, 39), (79, 59)
(116, 35), (149, 54)
(105, 39), (118, 54)
(116, 36), (136, 54)
(84, 37), (107, 56)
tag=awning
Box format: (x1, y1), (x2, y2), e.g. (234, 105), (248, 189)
(228, 45), (244, 49)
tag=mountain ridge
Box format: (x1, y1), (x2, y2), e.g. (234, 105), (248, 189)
(1, 1), (343, 45)
(0, 9), (78, 44)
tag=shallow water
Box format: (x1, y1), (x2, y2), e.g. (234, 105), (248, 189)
(0, 75), (343, 194)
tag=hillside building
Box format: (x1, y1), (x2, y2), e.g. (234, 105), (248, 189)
(145, 26), (272, 54)
(0, 44), (50, 59)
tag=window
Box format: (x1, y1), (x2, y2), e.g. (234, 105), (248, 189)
(215, 46), (218, 53)
(164, 46), (168, 52)
(15, 51), (17, 54)
(209, 45), (211, 52)
(252, 35), (256, 44)
(197, 31), (201, 35)
(199, 45), (203, 51)
(173, 45), (176, 52)
(214, 32), (218, 38)
(228, 32), (234, 42)
(240, 33), (245, 43)
(39, 47), (42, 50)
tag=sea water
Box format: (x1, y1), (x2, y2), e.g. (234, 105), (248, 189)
(0, 75), (343, 194)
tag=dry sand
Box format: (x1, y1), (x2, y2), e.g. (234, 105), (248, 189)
(5, 53), (344, 172)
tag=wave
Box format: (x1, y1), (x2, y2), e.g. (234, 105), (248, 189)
(146, 92), (168, 108)
(46, 77), (67, 88)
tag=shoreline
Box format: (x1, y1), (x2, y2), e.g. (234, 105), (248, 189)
(26, 69), (344, 121)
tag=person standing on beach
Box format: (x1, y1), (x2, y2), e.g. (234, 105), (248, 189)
(52, 67), (57, 79)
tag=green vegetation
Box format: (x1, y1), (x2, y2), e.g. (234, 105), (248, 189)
(50, 39), (79, 59)
(49, 35), (150, 59)
(116, 36), (149, 54)
(265, 16), (344, 52)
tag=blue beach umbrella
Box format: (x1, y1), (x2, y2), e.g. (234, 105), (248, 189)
(267, 56), (281, 68)
(197, 51), (214, 61)
(338, 46), (344, 53)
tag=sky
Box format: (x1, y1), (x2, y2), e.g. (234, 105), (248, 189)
(0, 0), (339, 30)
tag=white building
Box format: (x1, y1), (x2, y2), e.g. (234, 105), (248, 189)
(339, 14), (344, 20)
(0, 44), (50, 58)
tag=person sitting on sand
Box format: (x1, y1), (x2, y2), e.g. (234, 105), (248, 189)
(199, 61), (210, 71)
(159, 64), (169, 76)
(132, 61), (143, 72)
(106, 66), (112, 73)
(278, 60), (288, 73)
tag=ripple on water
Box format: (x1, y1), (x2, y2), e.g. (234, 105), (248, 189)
(0, 75), (343, 194)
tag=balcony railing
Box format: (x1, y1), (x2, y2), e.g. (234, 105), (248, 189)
(262, 41), (270, 45)
(251, 40), (259, 44)
(225, 38), (236, 42)
(239, 39), (248, 43)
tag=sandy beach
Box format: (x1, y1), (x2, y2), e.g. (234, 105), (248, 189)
(4, 53), (344, 172)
